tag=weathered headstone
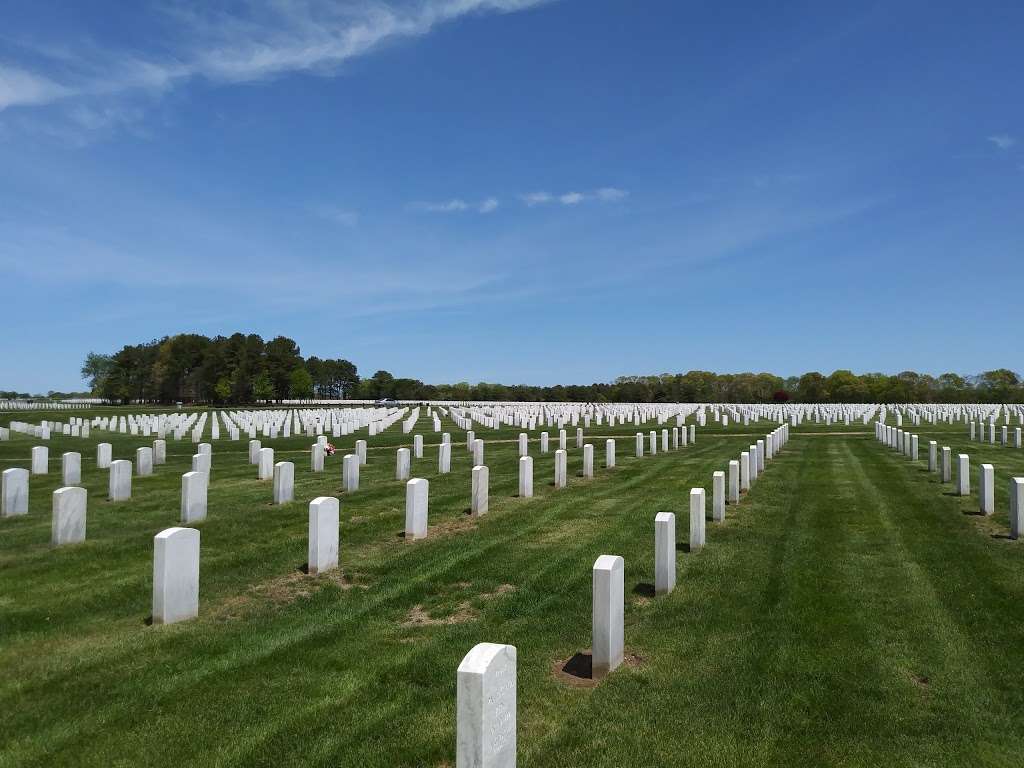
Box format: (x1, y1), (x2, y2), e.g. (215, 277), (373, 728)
(456, 642), (517, 768)
(153, 439), (167, 465)
(396, 447), (411, 481)
(273, 461), (294, 504)
(439, 441), (452, 474)
(518, 456), (533, 498)
(97, 443), (112, 469)
(957, 454), (970, 496)
(654, 512), (675, 595)
(51, 486), (86, 545)
(181, 471), (208, 523)
(62, 452), (81, 486)
(31, 446), (48, 475)
(343, 453), (360, 492)
(152, 527), (200, 625)
(1010, 477), (1024, 540)
(109, 460), (132, 501)
(979, 463), (994, 515)
(712, 471), (725, 522)
(554, 449), (567, 488)
(592, 554), (624, 678)
(582, 444), (594, 479)
(308, 496), (340, 575)
(689, 488), (706, 551)
(1, 468), (29, 517)
(405, 478), (429, 539)
(728, 460), (740, 504)
(136, 447), (154, 476)
(258, 447), (274, 480)
(471, 465), (489, 516)
(605, 439), (616, 468)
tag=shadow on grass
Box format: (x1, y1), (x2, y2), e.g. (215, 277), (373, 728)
(633, 583), (656, 597)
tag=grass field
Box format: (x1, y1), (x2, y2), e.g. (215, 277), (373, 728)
(2, 409), (1023, 767)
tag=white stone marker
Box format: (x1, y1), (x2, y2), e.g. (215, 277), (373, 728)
(2, 468), (29, 517)
(192, 452), (211, 476)
(518, 433), (528, 457)
(273, 462), (294, 504)
(51, 486), (87, 545)
(583, 444), (594, 479)
(97, 443), (112, 469)
(1010, 478), (1024, 540)
(62, 452), (81, 486)
(911, 435), (919, 462)
(740, 451), (751, 491)
(311, 443), (325, 472)
(153, 439), (167, 465)
(31, 446), (48, 475)
(661, 429), (669, 453)
(414, 434), (424, 459)
(689, 488), (706, 552)
(356, 439), (367, 465)
(756, 440), (765, 472)
(456, 642), (517, 768)
(258, 447), (274, 480)
(518, 456), (533, 498)
(109, 460), (132, 501)
(979, 464), (994, 515)
(712, 471), (725, 522)
(728, 460), (740, 504)
(929, 441), (937, 472)
(439, 441), (452, 474)
(689, 425), (696, 444)
(576, 427), (584, 448)
(248, 439), (261, 464)
(152, 527), (200, 625)
(540, 432), (549, 453)
(136, 447), (154, 476)
(181, 471), (208, 523)
(957, 454), (970, 496)
(559, 429), (567, 451)
(554, 449), (567, 488)
(941, 447), (951, 483)
(396, 447), (411, 481)
(1016, 428), (1022, 449)
(654, 512), (676, 595)
(592, 554), (625, 678)
(467, 430), (476, 450)
(635, 432), (644, 458)
(405, 478), (429, 539)
(343, 454), (360, 492)
(649, 430), (657, 455)
(606, 439), (616, 468)
(308, 496), (340, 575)
(472, 439), (484, 467)
(472, 465), (490, 516)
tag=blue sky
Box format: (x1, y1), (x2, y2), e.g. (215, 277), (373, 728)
(1, 0), (1022, 392)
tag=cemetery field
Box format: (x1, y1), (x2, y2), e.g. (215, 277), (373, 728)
(2, 410), (1024, 767)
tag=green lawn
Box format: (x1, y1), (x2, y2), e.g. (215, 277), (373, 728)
(1, 409), (1023, 767)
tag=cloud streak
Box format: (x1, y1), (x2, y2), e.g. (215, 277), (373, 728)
(0, 0), (550, 114)
(987, 134), (1016, 151)
(521, 187), (629, 206)
(411, 198), (499, 214)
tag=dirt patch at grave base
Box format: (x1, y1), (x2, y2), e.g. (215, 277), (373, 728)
(551, 649), (646, 688)
(402, 601), (477, 628)
(911, 673), (931, 689)
(208, 570), (367, 621)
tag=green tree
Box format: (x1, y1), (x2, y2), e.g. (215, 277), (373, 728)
(289, 366), (314, 399)
(252, 372), (275, 401)
(80, 352), (114, 394)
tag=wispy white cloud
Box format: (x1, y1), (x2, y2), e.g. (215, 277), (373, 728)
(411, 197), (498, 214)
(594, 186), (628, 201)
(0, 0), (551, 119)
(520, 191), (553, 206)
(315, 205), (359, 227)
(521, 187), (629, 206)
(0, 65), (72, 110)
(987, 134), (1016, 151)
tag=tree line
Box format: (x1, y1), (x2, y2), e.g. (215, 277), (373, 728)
(79, 334), (1024, 404)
